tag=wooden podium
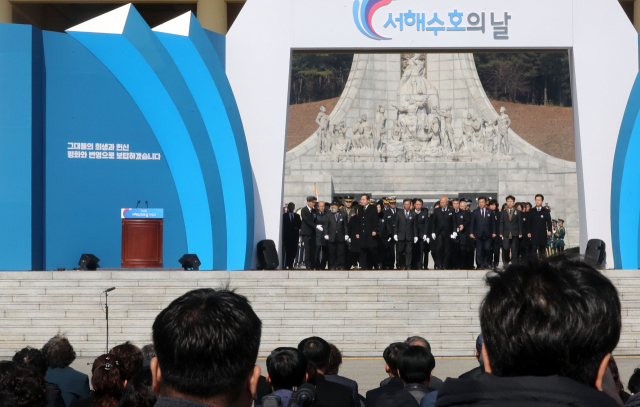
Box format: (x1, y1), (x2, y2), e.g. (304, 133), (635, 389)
(121, 208), (163, 268)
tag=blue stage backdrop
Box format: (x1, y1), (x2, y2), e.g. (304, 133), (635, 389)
(0, 5), (254, 270)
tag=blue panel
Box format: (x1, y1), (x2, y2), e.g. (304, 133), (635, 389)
(43, 31), (187, 269)
(155, 19), (249, 270)
(612, 34), (640, 269)
(205, 29), (225, 67)
(192, 19), (255, 269)
(0, 24), (35, 270)
(66, 29), (216, 269)
(31, 26), (45, 270)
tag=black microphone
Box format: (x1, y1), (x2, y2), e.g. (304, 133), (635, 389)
(104, 287), (115, 293)
(136, 200), (140, 208)
(145, 200), (149, 208)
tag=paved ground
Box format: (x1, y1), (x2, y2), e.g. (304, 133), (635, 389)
(69, 356), (640, 395)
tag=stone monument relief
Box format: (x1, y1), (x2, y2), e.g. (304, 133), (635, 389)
(314, 53), (513, 163)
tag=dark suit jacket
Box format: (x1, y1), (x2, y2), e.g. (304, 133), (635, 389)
(324, 374), (360, 407)
(45, 367), (90, 407)
(315, 374), (355, 407)
(46, 382), (66, 407)
(453, 209), (470, 245)
(282, 212), (301, 242)
(355, 204), (378, 249)
(415, 209), (429, 238)
(499, 207), (522, 239)
(300, 206), (316, 236)
(458, 365), (484, 380)
(393, 210), (419, 241)
(366, 377), (404, 407)
(383, 208), (398, 236)
(315, 212), (329, 246)
(430, 207), (456, 236)
(327, 211), (348, 243)
(69, 393), (95, 407)
(469, 208), (494, 239)
(529, 207), (552, 245)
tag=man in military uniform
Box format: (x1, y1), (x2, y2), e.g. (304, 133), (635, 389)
(382, 197), (390, 211)
(548, 219), (558, 256)
(383, 196), (398, 269)
(555, 219), (566, 253)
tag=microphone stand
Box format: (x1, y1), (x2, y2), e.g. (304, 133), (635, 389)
(103, 287), (115, 353)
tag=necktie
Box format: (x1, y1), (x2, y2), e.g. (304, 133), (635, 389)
(405, 211), (409, 219)
(335, 214), (338, 222)
(290, 213), (292, 222)
(482, 209), (485, 217)
(538, 207), (541, 212)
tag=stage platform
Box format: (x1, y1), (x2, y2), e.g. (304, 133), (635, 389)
(0, 270), (639, 357)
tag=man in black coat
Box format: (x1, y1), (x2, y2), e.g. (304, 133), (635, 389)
(528, 194), (552, 258)
(383, 197), (398, 269)
(315, 201), (330, 270)
(469, 196), (494, 269)
(355, 194), (379, 270)
(365, 343), (408, 407)
(327, 201), (349, 270)
(282, 202), (301, 269)
(393, 199), (419, 270)
(412, 199), (430, 270)
(449, 198), (462, 269)
(499, 195), (522, 266)
(489, 199), (502, 268)
(457, 200), (473, 270)
(430, 196), (457, 270)
(300, 196), (318, 270)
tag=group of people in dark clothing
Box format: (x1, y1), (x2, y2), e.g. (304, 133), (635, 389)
(283, 192), (563, 270)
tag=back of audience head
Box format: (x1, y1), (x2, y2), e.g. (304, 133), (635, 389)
(265, 348), (308, 391)
(404, 336), (431, 352)
(12, 348), (47, 378)
(480, 255), (621, 388)
(91, 355), (124, 402)
(141, 345), (155, 367)
(397, 346), (435, 386)
(0, 391), (18, 407)
(383, 342), (408, 377)
(628, 368), (640, 394)
(324, 344), (342, 376)
(120, 368), (156, 407)
(0, 362), (18, 389)
(4, 368), (47, 407)
(607, 356), (625, 397)
(110, 342), (143, 381)
(297, 337), (331, 373)
(41, 335), (76, 369)
(151, 288), (262, 406)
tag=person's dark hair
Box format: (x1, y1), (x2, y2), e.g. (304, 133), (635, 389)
(324, 344), (342, 376)
(0, 362), (18, 389)
(535, 194), (544, 201)
(628, 368), (640, 394)
(306, 196), (315, 203)
(506, 195), (515, 202)
(477, 196), (486, 203)
(452, 198), (459, 203)
(110, 342), (143, 381)
(91, 357), (124, 401)
(297, 337), (330, 371)
(141, 345), (155, 363)
(489, 199), (498, 207)
(119, 368), (156, 407)
(12, 348), (47, 377)
(4, 368), (47, 407)
(0, 391), (18, 407)
(93, 396), (118, 407)
(152, 288), (261, 400)
(383, 343), (408, 377)
(480, 255), (621, 386)
(305, 363), (317, 386)
(397, 346), (435, 384)
(41, 335), (76, 369)
(361, 193), (371, 201)
(266, 348), (307, 391)
(403, 199), (411, 204)
(415, 198), (423, 204)
(404, 336), (431, 352)
(608, 357), (625, 396)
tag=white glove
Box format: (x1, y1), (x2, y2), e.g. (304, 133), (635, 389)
(345, 235), (349, 241)
(414, 237), (418, 243)
(427, 238), (430, 244)
(316, 225), (323, 231)
(452, 232), (458, 239)
(450, 234), (454, 239)
(423, 235), (427, 242)
(324, 235), (329, 240)
(348, 238), (351, 243)
(432, 233), (436, 240)
(394, 235), (398, 241)
(388, 237), (392, 242)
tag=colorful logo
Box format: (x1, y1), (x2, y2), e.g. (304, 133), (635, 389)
(353, 0), (393, 40)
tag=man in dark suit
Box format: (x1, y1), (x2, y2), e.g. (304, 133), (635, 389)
(470, 196), (495, 269)
(383, 197), (398, 269)
(412, 199), (430, 270)
(300, 196), (318, 270)
(355, 194), (379, 270)
(282, 202), (301, 269)
(528, 194), (552, 258)
(499, 195), (522, 266)
(327, 201), (348, 270)
(393, 199), (419, 270)
(449, 198), (462, 269)
(457, 200), (473, 269)
(365, 342), (408, 407)
(430, 196), (457, 270)
(489, 199), (502, 268)
(298, 337), (355, 407)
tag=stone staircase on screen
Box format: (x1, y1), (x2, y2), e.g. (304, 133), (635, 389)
(1, 270), (639, 357)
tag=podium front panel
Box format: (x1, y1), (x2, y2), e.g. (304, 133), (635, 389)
(121, 219), (163, 268)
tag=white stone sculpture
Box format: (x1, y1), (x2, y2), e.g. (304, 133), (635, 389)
(497, 107), (512, 155)
(375, 105), (387, 150)
(315, 106), (330, 155)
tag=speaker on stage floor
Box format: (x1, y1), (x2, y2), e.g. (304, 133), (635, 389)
(79, 254), (100, 271)
(179, 254), (201, 270)
(257, 240), (279, 270)
(585, 239), (606, 267)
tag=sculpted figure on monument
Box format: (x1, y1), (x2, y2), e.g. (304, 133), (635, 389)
(315, 106), (331, 154)
(360, 114), (374, 150)
(375, 105), (387, 150)
(393, 97), (420, 140)
(351, 117), (364, 150)
(497, 107), (512, 155)
(385, 120), (407, 162)
(460, 113), (475, 152)
(414, 89), (430, 141)
(399, 54), (429, 96)
(331, 120), (350, 161)
(472, 115), (484, 153)
(483, 119), (498, 153)
(436, 106), (456, 153)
